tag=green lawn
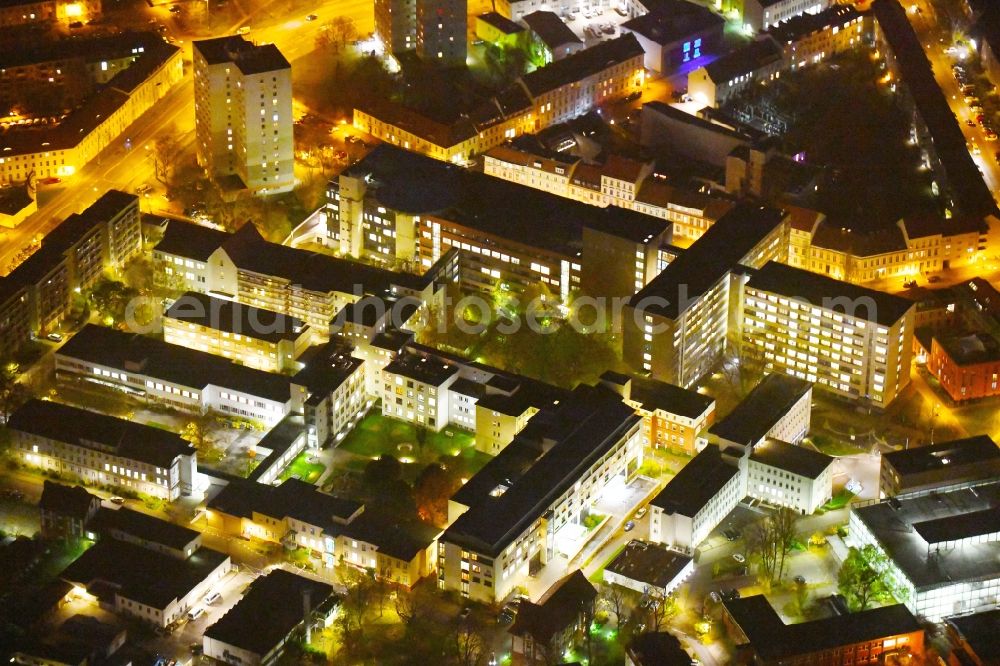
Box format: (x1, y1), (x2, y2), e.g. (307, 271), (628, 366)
(338, 410), (488, 478)
(588, 542), (627, 584)
(279, 452), (326, 484)
(807, 435), (865, 457)
(819, 489), (856, 512)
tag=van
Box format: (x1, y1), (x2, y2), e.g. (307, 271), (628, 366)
(187, 607), (206, 621)
(204, 592), (222, 605)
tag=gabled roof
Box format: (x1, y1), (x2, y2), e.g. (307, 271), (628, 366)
(520, 34), (643, 97)
(509, 570), (596, 643)
(154, 219), (229, 261)
(521, 11), (582, 49)
(39, 482), (99, 521)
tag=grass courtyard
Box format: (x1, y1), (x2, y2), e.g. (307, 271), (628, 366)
(338, 410), (488, 479)
(279, 452), (326, 484)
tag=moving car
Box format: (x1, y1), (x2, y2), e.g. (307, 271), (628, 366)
(305, 13), (317, 20)
(109, 496), (125, 505)
(733, 553), (745, 563)
(204, 592), (222, 605)
(46, 332), (63, 342)
(624, 520), (635, 532)
(187, 607), (206, 621)
(635, 506), (647, 519)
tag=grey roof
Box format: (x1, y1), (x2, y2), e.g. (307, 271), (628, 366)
(383, 352), (459, 387)
(766, 5), (862, 44)
(9, 400), (194, 468)
(749, 439), (833, 480)
(605, 539), (692, 589)
(38, 482), (99, 520)
(853, 482), (1000, 589)
(166, 291), (307, 343)
(913, 507), (1000, 545)
(204, 569), (334, 656)
(91, 507), (200, 551)
(341, 511), (441, 562)
(947, 609), (1000, 664)
(626, 632), (692, 666)
(520, 34), (643, 97)
(207, 477), (362, 530)
(154, 219), (229, 261)
(704, 37), (782, 84)
(882, 435), (1000, 477)
(479, 12), (526, 34)
(621, 0), (723, 46)
(193, 36), (289, 73)
(745, 261), (915, 327)
(61, 538), (229, 609)
(709, 374), (812, 447)
(723, 595), (920, 660)
(0, 185), (32, 216)
(57, 324), (293, 403)
(629, 203), (785, 319)
(650, 444), (737, 516)
(605, 372), (714, 419)
(521, 11), (582, 49)
(444, 385), (640, 556)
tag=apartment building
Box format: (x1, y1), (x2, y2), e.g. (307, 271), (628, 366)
(744, 0), (832, 31)
(440, 385), (642, 603)
(193, 36), (293, 194)
(329, 144), (670, 301)
(152, 219), (451, 335)
(483, 141), (734, 243)
(741, 261), (915, 408)
(788, 214), (990, 286)
(598, 370), (716, 455)
(353, 35), (644, 163)
(381, 352), (459, 431)
(687, 37), (784, 108)
(767, 5), (872, 72)
(416, 0), (467, 65)
(375, 0), (417, 54)
(879, 435), (1000, 499)
(0, 0), (100, 27)
(623, 203), (788, 388)
(38, 481), (101, 540)
(722, 595), (923, 664)
(925, 332), (1000, 402)
(619, 0), (724, 73)
(336, 512), (441, 587)
(9, 399), (197, 500)
(0, 39), (183, 184)
(0, 190), (141, 354)
(164, 291), (312, 372)
(56, 324), (295, 425)
(291, 341), (369, 448)
(849, 481), (1000, 620)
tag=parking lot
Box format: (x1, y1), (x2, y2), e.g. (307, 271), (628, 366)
(560, 4), (633, 47)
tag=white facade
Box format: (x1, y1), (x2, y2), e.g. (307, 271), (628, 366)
(744, 451), (833, 514)
(649, 464), (741, 551)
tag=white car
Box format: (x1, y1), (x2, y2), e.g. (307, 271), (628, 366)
(204, 592), (222, 605)
(187, 607), (206, 621)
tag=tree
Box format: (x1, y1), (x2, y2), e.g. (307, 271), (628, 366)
(414, 463), (459, 526)
(337, 566), (373, 651)
(182, 411), (219, 455)
(363, 454), (402, 487)
(451, 616), (489, 666)
(317, 16), (357, 53)
(838, 544), (906, 611)
(599, 583), (631, 627)
(747, 508), (797, 588)
(0, 360), (30, 423)
(646, 590), (678, 633)
(151, 132), (179, 185)
(89, 278), (139, 326)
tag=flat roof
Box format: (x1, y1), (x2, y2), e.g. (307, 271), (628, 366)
(291, 341), (364, 395)
(883, 435), (1000, 477)
(650, 444), (738, 517)
(520, 34), (642, 97)
(621, 0), (723, 46)
(208, 477), (361, 530)
(605, 540), (692, 590)
(619, 373), (714, 419)
(57, 324), (293, 403)
(704, 37), (782, 84)
(709, 373), (812, 447)
(193, 36), (289, 73)
(60, 538), (228, 610)
(723, 595), (920, 660)
(92, 506), (200, 551)
(383, 352), (459, 387)
(629, 203), (785, 318)
(8, 399), (194, 468)
(913, 507), (1000, 545)
(853, 482), (1000, 589)
(204, 569), (333, 656)
(745, 261), (914, 327)
(166, 291), (306, 343)
(520, 11), (581, 48)
(947, 609), (1000, 664)
(936, 332), (1000, 365)
(749, 439), (833, 480)
(444, 385), (640, 556)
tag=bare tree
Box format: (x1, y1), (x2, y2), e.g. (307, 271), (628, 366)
(452, 618), (488, 666)
(318, 16), (358, 53)
(599, 583), (631, 627)
(747, 508), (798, 588)
(151, 132), (179, 185)
(646, 590), (678, 633)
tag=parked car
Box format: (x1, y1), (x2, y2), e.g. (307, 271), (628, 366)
(46, 332), (63, 342)
(986, 130), (998, 141)
(794, 575), (806, 584)
(69, 20), (83, 27)
(635, 506), (647, 519)
(236, 25), (250, 34)
(733, 553), (745, 563)
(305, 13), (317, 21)
(187, 607), (206, 621)
(967, 119), (977, 127)
(624, 520), (635, 532)
(168, 4), (181, 12)
(109, 496), (125, 505)
(615, 5), (628, 16)
(39, 176), (61, 184)
(709, 591), (720, 603)
(204, 592), (222, 605)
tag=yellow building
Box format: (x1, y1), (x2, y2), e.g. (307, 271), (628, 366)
(163, 291), (311, 373)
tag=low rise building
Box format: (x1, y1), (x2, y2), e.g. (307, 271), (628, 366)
(849, 481), (1000, 620)
(879, 435), (1000, 499)
(0, 0), (100, 27)
(648, 444), (742, 551)
(598, 370), (716, 454)
(721, 594), (923, 664)
(91, 507), (202, 560)
(10, 614), (127, 666)
(60, 537), (231, 628)
(625, 632), (693, 666)
(440, 385), (642, 602)
(38, 481), (101, 540)
(744, 0), (833, 32)
(708, 373), (812, 455)
(475, 12), (527, 49)
(336, 512), (441, 588)
(946, 608), (1000, 666)
(603, 539), (693, 597)
(745, 438), (834, 514)
(0, 183), (35, 228)
(520, 10), (583, 62)
(508, 571), (596, 663)
(926, 332), (1000, 402)
(620, 0), (724, 73)
(687, 37), (784, 108)
(203, 569), (336, 666)
(767, 5), (872, 72)
(164, 291), (312, 372)
(9, 399), (196, 500)
(56, 324), (296, 426)
(741, 261), (915, 408)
